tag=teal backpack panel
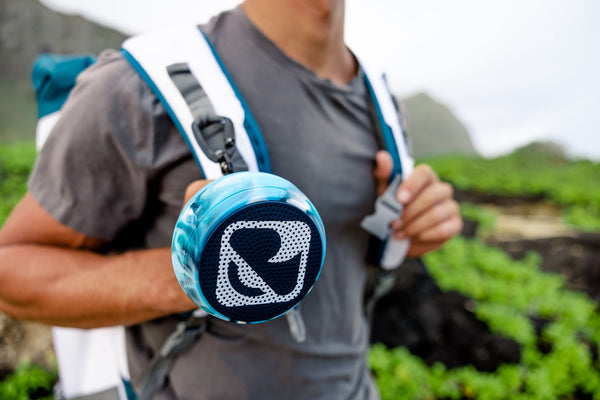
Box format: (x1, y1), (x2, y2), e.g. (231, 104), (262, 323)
(31, 54), (96, 118)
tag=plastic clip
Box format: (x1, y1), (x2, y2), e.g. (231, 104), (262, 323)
(361, 174), (403, 240)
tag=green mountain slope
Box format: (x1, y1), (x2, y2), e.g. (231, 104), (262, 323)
(401, 92), (478, 158)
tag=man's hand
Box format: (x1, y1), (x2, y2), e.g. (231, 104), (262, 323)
(374, 151), (463, 258)
(182, 179), (213, 206)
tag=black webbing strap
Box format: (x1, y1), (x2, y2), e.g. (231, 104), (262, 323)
(134, 315), (207, 400)
(166, 63), (247, 174)
(166, 63), (215, 122)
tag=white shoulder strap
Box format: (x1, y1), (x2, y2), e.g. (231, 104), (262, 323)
(359, 57), (414, 178)
(53, 326), (130, 399)
(121, 25), (271, 179)
(359, 57), (415, 269)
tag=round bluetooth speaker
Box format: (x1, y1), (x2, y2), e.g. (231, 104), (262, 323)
(172, 172), (326, 324)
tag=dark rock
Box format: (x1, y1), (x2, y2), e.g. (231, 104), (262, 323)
(368, 259), (521, 371)
(488, 234), (600, 304)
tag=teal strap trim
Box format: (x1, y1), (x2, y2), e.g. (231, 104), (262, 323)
(120, 48), (207, 178)
(362, 73), (402, 178)
(198, 28), (272, 173)
(122, 378), (137, 400)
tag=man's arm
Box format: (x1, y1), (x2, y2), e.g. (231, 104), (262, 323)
(0, 192), (196, 328)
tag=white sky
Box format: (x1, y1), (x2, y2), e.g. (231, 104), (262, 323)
(40, 0), (600, 160)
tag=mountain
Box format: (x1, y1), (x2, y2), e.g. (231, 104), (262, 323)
(0, 0), (127, 81)
(400, 92), (478, 159)
(0, 0), (127, 141)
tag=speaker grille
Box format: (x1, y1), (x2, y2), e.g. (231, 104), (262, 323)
(197, 201), (323, 323)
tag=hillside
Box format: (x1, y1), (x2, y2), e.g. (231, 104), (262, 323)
(402, 92), (478, 158)
(0, 0), (127, 81)
(0, 0), (127, 141)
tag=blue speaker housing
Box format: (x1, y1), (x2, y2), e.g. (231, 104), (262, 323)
(172, 172), (326, 324)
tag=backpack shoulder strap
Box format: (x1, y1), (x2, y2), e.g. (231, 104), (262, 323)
(120, 25), (274, 399)
(121, 25), (271, 179)
(358, 57), (416, 269)
(359, 57), (414, 180)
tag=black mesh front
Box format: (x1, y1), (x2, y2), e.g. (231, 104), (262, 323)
(198, 201), (323, 323)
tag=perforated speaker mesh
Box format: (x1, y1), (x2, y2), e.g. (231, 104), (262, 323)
(197, 201), (323, 323)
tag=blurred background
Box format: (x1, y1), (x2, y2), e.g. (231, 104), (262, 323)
(1, 1), (599, 399)
(2, 0), (598, 159)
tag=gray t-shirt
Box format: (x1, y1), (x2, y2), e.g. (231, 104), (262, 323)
(30, 6), (382, 400)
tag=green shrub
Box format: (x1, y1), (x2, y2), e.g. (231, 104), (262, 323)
(0, 363), (58, 400)
(459, 202), (497, 236)
(423, 154), (600, 232)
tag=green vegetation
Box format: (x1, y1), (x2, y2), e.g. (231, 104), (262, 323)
(424, 149), (600, 232)
(370, 236), (600, 400)
(0, 141), (37, 226)
(459, 202), (497, 237)
(0, 363), (57, 400)
(370, 145), (600, 399)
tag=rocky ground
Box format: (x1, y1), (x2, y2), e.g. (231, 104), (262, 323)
(0, 314), (53, 379)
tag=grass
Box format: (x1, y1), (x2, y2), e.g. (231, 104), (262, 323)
(0, 141), (37, 226)
(0, 363), (57, 400)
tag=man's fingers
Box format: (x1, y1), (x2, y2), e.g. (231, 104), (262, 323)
(393, 198), (459, 238)
(385, 162), (462, 258)
(396, 164), (438, 204)
(183, 179), (213, 206)
(418, 216), (463, 242)
(400, 181), (454, 224)
(406, 241), (449, 259)
(374, 150), (394, 196)
(396, 210), (463, 243)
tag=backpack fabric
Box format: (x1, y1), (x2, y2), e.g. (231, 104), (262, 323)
(32, 54), (96, 151)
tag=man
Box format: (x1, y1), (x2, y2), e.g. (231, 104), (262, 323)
(0, 0), (462, 398)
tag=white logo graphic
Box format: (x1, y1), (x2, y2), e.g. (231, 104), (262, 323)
(216, 220), (311, 307)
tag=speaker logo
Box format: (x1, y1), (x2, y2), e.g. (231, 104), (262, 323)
(216, 220), (311, 307)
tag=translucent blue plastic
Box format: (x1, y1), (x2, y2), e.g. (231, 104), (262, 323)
(172, 172), (326, 323)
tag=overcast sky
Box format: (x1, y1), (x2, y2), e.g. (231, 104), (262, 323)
(40, 0), (600, 160)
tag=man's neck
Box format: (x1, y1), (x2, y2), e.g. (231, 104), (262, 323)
(241, 0), (357, 85)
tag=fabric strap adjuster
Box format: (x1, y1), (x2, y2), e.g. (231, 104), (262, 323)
(134, 317), (208, 400)
(191, 115), (243, 175)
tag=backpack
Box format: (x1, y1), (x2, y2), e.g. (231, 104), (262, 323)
(32, 25), (413, 400)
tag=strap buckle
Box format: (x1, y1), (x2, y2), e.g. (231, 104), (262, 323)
(135, 316), (208, 399)
(192, 116), (239, 175)
(361, 174), (404, 240)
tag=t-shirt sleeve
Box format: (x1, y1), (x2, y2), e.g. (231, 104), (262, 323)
(29, 50), (161, 241)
